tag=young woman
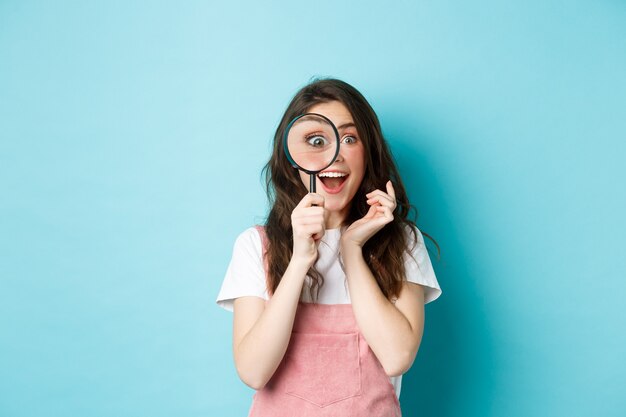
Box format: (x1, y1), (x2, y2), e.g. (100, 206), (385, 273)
(216, 78), (442, 416)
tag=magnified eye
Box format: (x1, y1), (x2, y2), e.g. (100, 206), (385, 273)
(306, 134), (329, 148)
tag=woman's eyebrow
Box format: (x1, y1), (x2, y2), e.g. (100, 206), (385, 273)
(337, 122), (356, 130)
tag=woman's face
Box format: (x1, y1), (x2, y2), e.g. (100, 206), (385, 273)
(296, 100), (366, 225)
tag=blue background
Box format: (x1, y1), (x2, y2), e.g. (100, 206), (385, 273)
(1, 1), (625, 416)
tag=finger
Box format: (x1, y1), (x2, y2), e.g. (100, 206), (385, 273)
(300, 223), (324, 234)
(296, 193), (325, 208)
(366, 194), (396, 209)
(363, 203), (378, 219)
(293, 208), (324, 219)
(293, 215), (325, 226)
(365, 189), (392, 201)
(376, 205), (394, 220)
(366, 192), (395, 208)
(366, 207), (392, 226)
(308, 224), (325, 241)
(296, 223), (324, 238)
(297, 222), (324, 231)
(386, 180), (396, 200)
(294, 206), (325, 217)
(366, 185), (396, 209)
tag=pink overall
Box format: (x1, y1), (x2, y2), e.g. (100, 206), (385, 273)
(248, 226), (402, 417)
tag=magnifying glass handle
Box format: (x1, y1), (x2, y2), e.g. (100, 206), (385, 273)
(309, 174), (319, 207)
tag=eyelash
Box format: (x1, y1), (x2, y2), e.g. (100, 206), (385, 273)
(302, 133), (358, 144)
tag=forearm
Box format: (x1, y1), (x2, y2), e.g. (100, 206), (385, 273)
(341, 243), (414, 376)
(235, 259), (309, 389)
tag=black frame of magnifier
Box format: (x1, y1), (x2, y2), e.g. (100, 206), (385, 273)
(283, 112), (341, 193)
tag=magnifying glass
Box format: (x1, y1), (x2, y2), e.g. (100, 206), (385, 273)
(284, 113), (340, 195)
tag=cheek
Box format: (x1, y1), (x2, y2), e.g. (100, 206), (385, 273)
(297, 170), (309, 186)
(347, 147), (366, 179)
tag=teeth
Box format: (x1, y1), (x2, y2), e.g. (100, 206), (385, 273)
(318, 172), (348, 178)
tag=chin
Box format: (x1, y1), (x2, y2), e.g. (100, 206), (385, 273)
(325, 199), (349, 212)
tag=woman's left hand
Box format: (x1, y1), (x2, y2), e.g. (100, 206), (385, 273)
(341, 180), (396, 248)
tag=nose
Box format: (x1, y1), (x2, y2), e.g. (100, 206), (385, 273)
(333, 147), (344, 163)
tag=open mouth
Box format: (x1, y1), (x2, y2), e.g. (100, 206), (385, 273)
(318, 174), (349, 193)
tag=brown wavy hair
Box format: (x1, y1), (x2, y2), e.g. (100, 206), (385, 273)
(260, 77), (439, 303)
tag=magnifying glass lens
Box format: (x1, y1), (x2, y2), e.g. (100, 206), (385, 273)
(286, 115), (338, 172)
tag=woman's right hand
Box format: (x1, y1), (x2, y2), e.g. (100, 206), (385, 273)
(291, 193), (326, 268)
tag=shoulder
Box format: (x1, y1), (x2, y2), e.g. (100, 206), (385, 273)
(232, 226), (263, 253)
(235, 226), (262, 242)
(400, 222), (442, 303)
(402, 222), (425, 247)
(401, 222), (431, 264)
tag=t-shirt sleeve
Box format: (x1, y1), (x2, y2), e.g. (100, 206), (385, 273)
(215, 227), (269, 312)
(403, 224), (442, 304)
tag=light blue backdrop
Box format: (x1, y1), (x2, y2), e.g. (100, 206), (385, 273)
(1, 1), (624, 416)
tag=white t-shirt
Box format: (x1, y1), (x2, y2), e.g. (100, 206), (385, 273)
(216, 224), (442, 400)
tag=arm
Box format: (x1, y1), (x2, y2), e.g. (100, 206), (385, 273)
(341, 242), (425, 377)
(232, 192), (326, 389)
(233, 258), (309, 390)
